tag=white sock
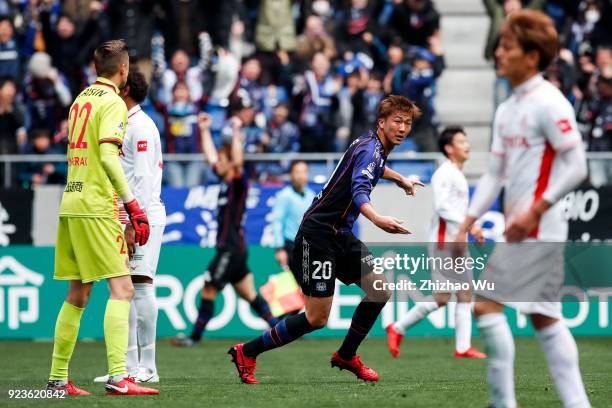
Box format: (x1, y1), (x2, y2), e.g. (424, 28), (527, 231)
(477, 313), (516, 408)
(126, 300), (139, 374)
(394, 299), (439, 335)
(455, 302), (472, 353)
(536, 321), (590, 408)
(134, 283), (158, 373)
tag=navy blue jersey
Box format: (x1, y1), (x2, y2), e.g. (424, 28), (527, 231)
(216, 172), (248, 252)
(301, 130), (387, 236)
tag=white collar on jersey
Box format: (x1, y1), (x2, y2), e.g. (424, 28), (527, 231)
(513, 73), (544, 97)
(128, 104), (142, 119)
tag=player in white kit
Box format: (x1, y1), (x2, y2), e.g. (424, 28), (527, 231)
(386, 127), (486, 359)
(94, 70), (166, 384)
(455, 11), (590, 408)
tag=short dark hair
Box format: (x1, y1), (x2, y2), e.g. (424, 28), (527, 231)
(289, 160), (308, 173)
(125, 70), (149, 103)
(377, 95), (422, 122)
(93, 39), (128, 78)
(500, 10), (559, 71)
(438, 126), (466, 157)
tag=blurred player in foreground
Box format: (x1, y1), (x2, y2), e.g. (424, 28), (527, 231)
(172, 112), (279, 347)
(94, 70), (165, 384)
(456, 11), (590, 408)
(228, 95), (424, 384)
(386, 126), (486, 359)
(46, 40), (158, 395)
(271, 160), (316, 282)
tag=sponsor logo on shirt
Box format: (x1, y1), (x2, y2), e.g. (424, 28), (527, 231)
(137, 140), (147, 152)
(316, 282), (327, 292)
(502, 135), (530, 148)
(362, 161), (376, 180)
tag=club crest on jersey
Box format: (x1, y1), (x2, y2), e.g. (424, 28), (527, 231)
(137, 140), (147, 152)
(556, 119), (573, 134)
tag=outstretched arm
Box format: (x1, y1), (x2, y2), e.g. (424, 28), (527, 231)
(383, 166), (425, 196)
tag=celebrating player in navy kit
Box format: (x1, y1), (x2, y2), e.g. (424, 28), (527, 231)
(229, 95), (424, 384)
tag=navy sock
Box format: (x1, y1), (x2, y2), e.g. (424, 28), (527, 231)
(191, 298), (214, 342)
(243, 312), (314, 358)
(250, 294), (279, 326)
(337, 300), (386, 360)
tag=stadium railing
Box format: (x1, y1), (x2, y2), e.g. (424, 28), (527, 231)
(2, 152), (612, 188)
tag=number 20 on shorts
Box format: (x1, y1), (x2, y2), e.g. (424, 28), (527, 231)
(312, 261), (332, 280)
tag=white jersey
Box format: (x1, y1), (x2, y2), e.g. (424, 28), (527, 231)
(489, 74), (581, 241)
(429, 160), (469, 244)
(119, 105), (165, 226)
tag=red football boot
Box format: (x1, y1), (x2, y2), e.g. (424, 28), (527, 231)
(454, 347), (487, 359)
(228, 343), (259, 384)
(385, 323), (403, 358)
(105, 376), (160, 395)
(46, 379), (91, 396)
(330, 352), (379, 382)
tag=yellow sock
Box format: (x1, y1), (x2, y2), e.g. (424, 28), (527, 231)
(104, 299), (131, 377)
(49, 302), (84, 380)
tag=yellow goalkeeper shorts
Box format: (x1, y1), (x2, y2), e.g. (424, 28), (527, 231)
(54, 217), (129, 283)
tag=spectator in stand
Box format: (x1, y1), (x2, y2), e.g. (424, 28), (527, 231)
(106, 0), (173, 80)
(40, 3), (105, 97)
(389, 0), (440, 47)
(231, 57), (266, 114)
(23, 52), (71, 135)
(402, 46), (442, 151)
(295, 14), (337, 72)
(585, 67), (612, 186)
(228, 19), (255, 62)
(0, 78), (26, 155)
(335, 0), (380, 60)
(569, 0), (611, 57)
(254, 0), (296, 86)
(351, 71), (384, 142)
(383, 40), (411, 95)
(18, 128), (66, 188)
(0, 17), (19, 81)
(224, 97), (265, 155)
(264, 104), (300, 154)
(156, 35), (213, 107)
(293, 51), (341, 152)
(163, 80), (204, 187)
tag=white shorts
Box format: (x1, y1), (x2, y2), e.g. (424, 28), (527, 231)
(429, 246), (473, 293)
(476, 241), (564, 319)
(129, 224), (165, 279)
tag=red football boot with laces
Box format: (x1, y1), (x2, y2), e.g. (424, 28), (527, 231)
(105, 376), (159, 395)
(228, 343), (259, 384)
(46, 380), (91, 396)
(330, 352), (379, 382)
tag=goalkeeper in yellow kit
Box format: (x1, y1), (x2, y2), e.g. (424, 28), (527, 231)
(46, 40), (159, 396)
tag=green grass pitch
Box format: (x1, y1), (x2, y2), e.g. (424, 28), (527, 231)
(1, 337), (609, 407)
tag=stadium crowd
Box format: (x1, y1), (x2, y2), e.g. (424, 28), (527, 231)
(0, 0), (610, 188)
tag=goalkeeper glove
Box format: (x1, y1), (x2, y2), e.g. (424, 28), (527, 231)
(124, 199), (150, 246)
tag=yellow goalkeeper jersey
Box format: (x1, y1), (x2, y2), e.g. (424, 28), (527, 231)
(59, 76), (128, 219)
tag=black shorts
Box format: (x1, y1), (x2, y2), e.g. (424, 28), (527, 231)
(204, 249), (250, 290)
(283, 240), (301, 283)
(292, 230), (375, 297)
